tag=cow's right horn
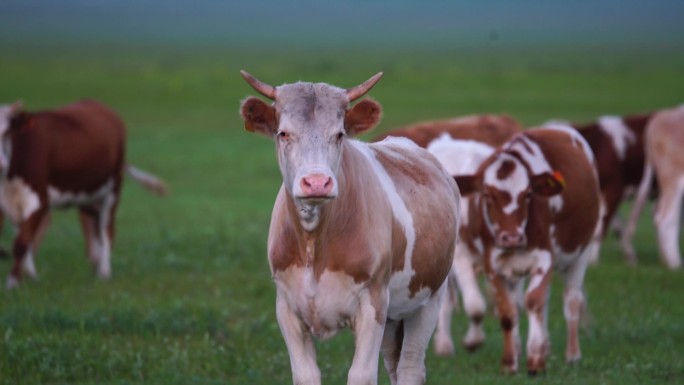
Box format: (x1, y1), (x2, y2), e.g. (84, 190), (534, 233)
(240, 70), (276, 100)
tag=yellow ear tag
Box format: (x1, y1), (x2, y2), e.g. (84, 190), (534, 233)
(552, 170), (566, 187)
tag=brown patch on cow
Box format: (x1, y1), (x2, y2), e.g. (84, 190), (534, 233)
(372, 148), (431, 186)
(525, 272), (552, 312)
(496, 159), (517, 180)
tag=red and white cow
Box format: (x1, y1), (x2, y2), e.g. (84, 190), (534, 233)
(622, 105), (684, 269)
(454, 128), (601, 374)
(239, 71), (459, 385)
(374, 115), (521, 356)
(545, 112), (653, 264)
(0, 100), (167, 288)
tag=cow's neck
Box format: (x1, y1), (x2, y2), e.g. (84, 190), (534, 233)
(285, 141), (360, 266)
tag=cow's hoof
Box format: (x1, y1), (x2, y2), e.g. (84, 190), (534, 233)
(5, 275), (20, 290)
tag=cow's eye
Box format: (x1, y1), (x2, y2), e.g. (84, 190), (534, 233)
(335, 132), (345, 142)
(277, 131), (290, 141)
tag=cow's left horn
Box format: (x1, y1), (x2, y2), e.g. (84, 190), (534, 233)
(240, 70), (276, 100)
(346, 72), (383, 103)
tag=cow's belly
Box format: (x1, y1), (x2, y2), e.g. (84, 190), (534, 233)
(49, 178), (114, 209)
(386, 270), (436, 321)
(274, 267), (366, 340)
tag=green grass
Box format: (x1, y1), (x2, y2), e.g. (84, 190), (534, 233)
(0, 44), (683, 384)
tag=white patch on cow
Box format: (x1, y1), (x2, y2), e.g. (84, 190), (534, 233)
(21, 247), (37, 279)
(427, 134), (494, 227)
(483, 155), (528, 215)
(0, 177), (41, 222)
(598, 115), (636, 161)
(526, 250), (552, 293)
(426, 134), (495, 175)
(94, 193), (116, 279)
(48, 179), (114, 208)
(539, 122), (596, 165)
(491, 248), (549, 280)
(505, 135), (552, 175)
(549, 195), (564, 213)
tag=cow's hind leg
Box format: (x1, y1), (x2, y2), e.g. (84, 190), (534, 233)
(6, 209), (48, 289)
(452, 251), (487, 352)
(433, 270), (458, 356)
(86, 193), (118, 279)
(381, 319), (403, 385)
(562, 250), (590, 363)
(653, 175), (684, 270)
(396, 282), (446, 385)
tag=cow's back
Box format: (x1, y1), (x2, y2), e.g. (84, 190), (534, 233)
(11, 100), (126, 192)
(374, 114), (521, 148)
(522, 130), (600, 254)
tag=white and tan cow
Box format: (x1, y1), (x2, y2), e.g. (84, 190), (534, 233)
(0, 100), (167, 289)
(375, 115), (521, 356)
(454, 128), (600, 374)
(239, 71), (460, 385)
(622, 105), (684, 269)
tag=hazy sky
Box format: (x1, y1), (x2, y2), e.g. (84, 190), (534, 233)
(2, 0), (683, 49)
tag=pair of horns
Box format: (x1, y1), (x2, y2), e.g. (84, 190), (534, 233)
(240, 70), (383, 102)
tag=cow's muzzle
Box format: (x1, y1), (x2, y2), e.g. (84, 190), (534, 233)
(296, 173), (336, 201)
(496, 231), (527, 250)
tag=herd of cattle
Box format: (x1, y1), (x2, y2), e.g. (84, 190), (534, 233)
(0, 71), (681, 384)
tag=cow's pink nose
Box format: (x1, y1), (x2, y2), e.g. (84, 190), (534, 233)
(301, 174), (334, 197)
(497, 232), (526, 249)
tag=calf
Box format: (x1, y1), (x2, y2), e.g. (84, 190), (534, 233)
(239, 71), (459, 385)
(545, 112), (653, 264)
(622, 105), (684, 269)
(454, 128), (601, 374)
(0, 100), (167, 288)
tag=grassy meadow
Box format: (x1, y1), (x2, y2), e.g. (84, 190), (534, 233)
(0, 43), (683, 385)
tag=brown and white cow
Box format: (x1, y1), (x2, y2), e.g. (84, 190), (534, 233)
(239, 71), (459, 385)
(454, 128), (601, 374)
(0, 100), (167, 289)
(374, 114), (521, 356)
(545, 112), (653, 264)
(622, 105), (684, 269)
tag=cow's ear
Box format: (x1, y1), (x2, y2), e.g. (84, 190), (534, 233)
(530, 171), (565, 197)
(345, 98), (382, 137)
(240, 97), (277, 138)
(454, 174), (482, 196)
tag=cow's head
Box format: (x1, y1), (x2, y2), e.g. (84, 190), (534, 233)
(239, 71), (383, 206)
(454, 153), (564, 250)
(0, 101), (23, 172)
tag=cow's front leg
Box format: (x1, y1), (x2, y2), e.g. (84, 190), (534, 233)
(275, 293), (320, 385)
(349, 289), (387, 385)
(7, 208), (49, 289)
(491, 275), (522, 374)
(524, 251), (553, 375)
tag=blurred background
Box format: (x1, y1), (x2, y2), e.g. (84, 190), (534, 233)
(1, 1), (683, 384)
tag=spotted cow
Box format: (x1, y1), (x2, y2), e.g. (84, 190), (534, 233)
(239, 71), (459, 385)
(0, 100), (168, 288)
(453, 128), (601, 374)
(622, 105), (684, 269)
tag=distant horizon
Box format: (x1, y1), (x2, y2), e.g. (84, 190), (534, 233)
(1, 0), (683, 50)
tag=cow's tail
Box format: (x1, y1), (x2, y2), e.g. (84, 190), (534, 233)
(126, 165), (169, 196)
